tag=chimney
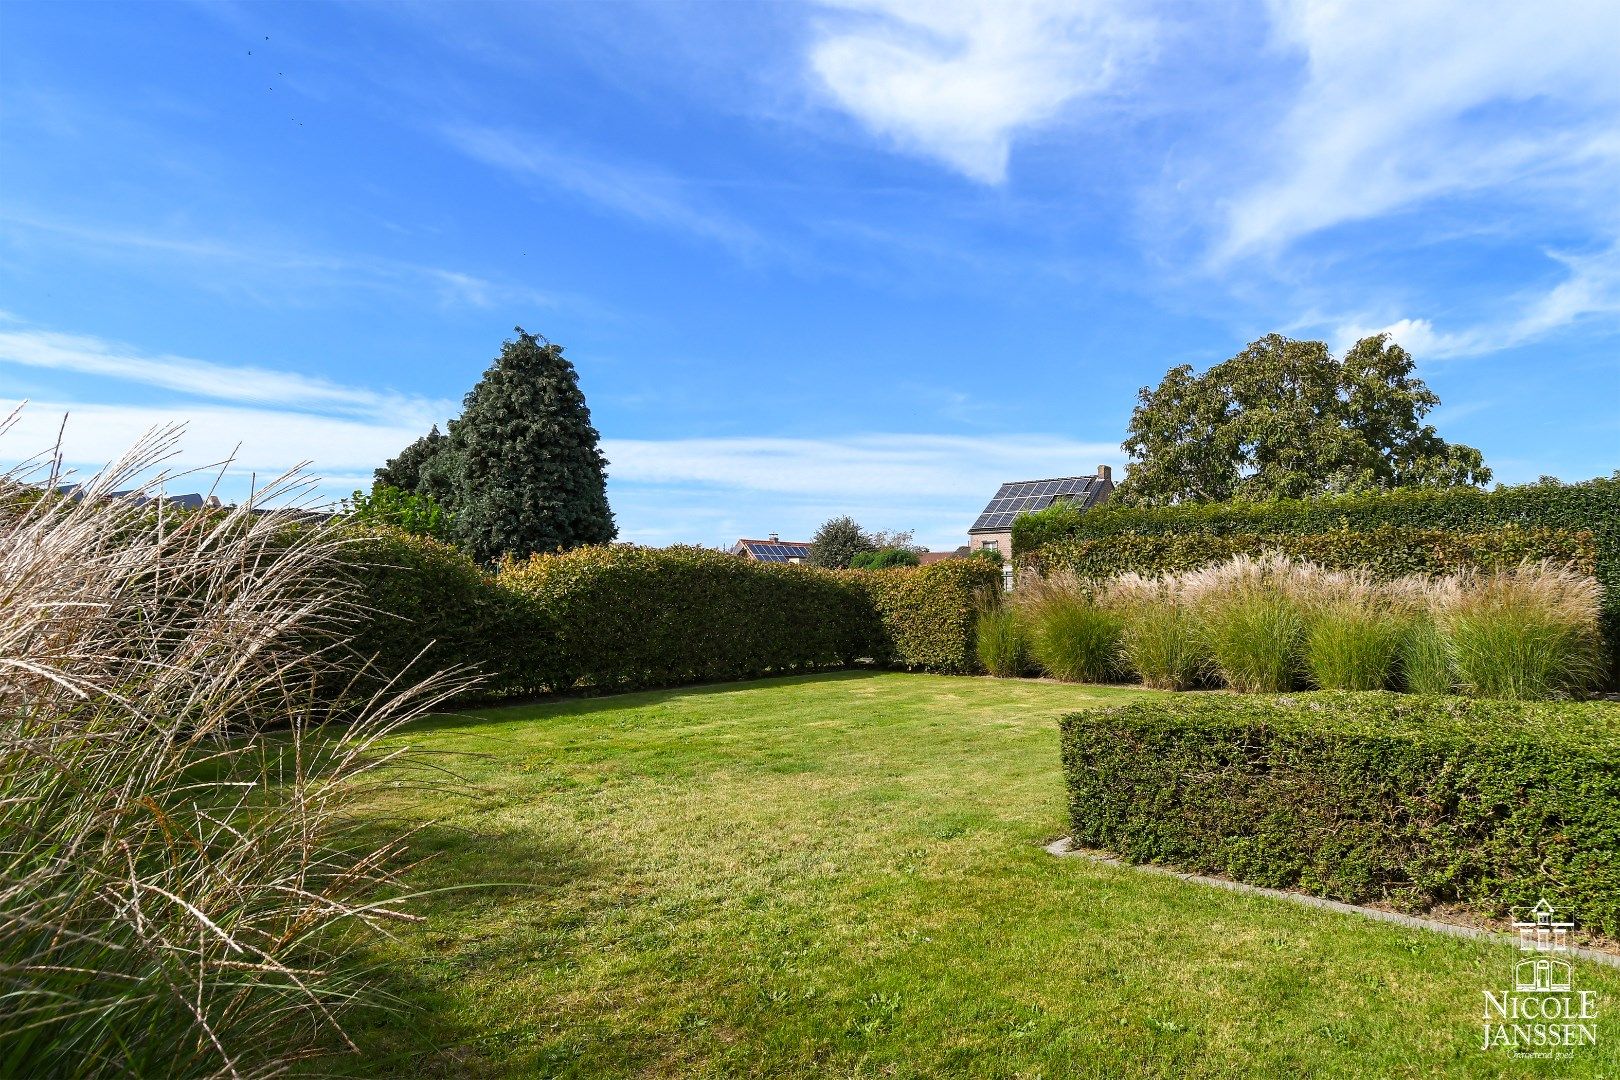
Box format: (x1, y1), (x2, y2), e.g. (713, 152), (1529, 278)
(768, 532), (779, 541)
(1097, 464), (1113, 482)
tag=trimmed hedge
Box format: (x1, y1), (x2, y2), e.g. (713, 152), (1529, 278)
(1030, 525), (1595, 582)
(1060, 693), (1620, 935)
(498, 545), (876, 691)
(1015, 478), (1620, 678)
(334, 534), (999, 700)
(338, 528), (558, 699)
(853, 559), (1002, 674)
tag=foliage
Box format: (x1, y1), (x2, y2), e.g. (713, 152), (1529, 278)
(1060, 692), (1620, 936)
(1303, 602), (1412, 691)
(374, 424), (450, 498)
(1441, 563), (1605, 699)
(969, 546), (1006, 566)
(974, 604), (1030, 677)
(337, 526), (558, 700)
(1185, 556), (1307, 693)
(850, 547), (921, 569)
(851, 559), (1003, 674)
(343, 482), (455, 541)
(1012, 475), (1620, 682)
(1099, 576), (1207, 690)
(808, 515), (877, 568)
(0, 430), (459, 1077)
(1017, 579), (1123, 683)
(444, 328), (616, 562)
(867, 528), (922, 553)
(1115, 333), (1490, 506)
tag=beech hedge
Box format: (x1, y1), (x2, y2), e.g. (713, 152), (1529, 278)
(1014, 478), (1620, 678)
(1060, 693), (1620, 936)
(333, 534), (998, 701)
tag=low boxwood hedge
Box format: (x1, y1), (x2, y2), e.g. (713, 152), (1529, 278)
(1059, 692), (1620, 935)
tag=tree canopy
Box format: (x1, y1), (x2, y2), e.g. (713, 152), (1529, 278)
(807, 516), (877, 569)
(1114, 333), (1491, 506)
(374, 328), (615, 562)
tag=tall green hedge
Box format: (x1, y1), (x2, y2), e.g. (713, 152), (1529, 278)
(1015, 478), (1620, 674)
(1060, 693), (1620, 936)
(852, 559), (1002, 674)
(498, 545), (876, 692)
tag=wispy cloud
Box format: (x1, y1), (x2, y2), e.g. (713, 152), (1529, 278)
(0, 212), (558, 311)
(1219, 0), (1620, 257)
(1335, 241), (1620, 358)
(442, 125), (761, 251)
(0, 324), (451, 425)
(807, 0), (1155, 183)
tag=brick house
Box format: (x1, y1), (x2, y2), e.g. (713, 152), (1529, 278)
(967, 465), (1115, 562)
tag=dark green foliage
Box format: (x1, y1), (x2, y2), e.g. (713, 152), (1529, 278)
(808, 515), (876, 569)
(1115, 333), (1490, 506)
(1060, 693), (1620, 935)
(1011, 477), (1620, 680)
(850, 547), (921, 570)
(852, 560), (1003, 674)
(342, 484), (454, 542)
(446, 329), (615, 562)
(374, 424), (449, 494)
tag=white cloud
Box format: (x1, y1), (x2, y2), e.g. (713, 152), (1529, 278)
(0, 326), (450, 424)
(1337, 241), (1620, 358)
(808, 0), (1154, 183)
(1221, 0), (1620, 257)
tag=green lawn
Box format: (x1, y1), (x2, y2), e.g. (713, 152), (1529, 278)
(344, 671), (1619, 1077)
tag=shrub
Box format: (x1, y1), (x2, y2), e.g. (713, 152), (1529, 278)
(1011, 476), (1620, 682)
(338, 526), (559, 700)
(1020, 579), (1122, 683)
(974, 603), (1030, 677)
(1302, 578), (1412, 691)
(855, 559), (1003, 674)
(1441, 562), (1604, 700)
(1186, 555), (1306, 692)
(1060, 693), (1620, 935)
(500, 545), (875, 691)
(0, 435), (458, 1076)
(851, 547), (921, 569)
(342, 483), (454, 541)
(1100, 575), (1206, 690)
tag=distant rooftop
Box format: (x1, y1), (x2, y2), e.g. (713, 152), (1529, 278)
(969, 471), (1112, 532)
(730, 537), (812, 562)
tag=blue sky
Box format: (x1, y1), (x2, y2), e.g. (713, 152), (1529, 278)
(2, 1), (1617, 551)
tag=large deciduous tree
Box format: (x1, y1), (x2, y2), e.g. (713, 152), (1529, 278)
(1114, 333), (1490, 506)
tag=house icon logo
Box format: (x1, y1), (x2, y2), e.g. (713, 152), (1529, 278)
(1482, 898), (1599, 1058)
(1514, 899), (1573, 993)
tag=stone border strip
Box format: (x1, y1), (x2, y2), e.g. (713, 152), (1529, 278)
(1044, 837), (1620, 970)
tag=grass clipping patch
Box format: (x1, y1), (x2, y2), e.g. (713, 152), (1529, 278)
(1060, 692), (1620, 937)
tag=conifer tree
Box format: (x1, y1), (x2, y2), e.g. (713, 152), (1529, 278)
(446, 328), (615, 561)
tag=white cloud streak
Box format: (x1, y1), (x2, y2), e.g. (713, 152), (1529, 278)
(808, 0), (1153, 183)
(1221, 0), (1620, 257)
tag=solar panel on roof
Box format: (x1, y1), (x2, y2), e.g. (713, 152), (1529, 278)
(969, 474), (1105, 532)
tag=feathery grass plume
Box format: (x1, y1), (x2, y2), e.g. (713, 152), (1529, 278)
(1440, 560), (1603, 700)
(0, 418), (467, 1077)
(1017, 572), (1122, 683)
(1100, 573), (1206, 690)
(974, 593), (1030, 677)
(1300, 569), (1413, 691)
(1185, 553), (1307, 693)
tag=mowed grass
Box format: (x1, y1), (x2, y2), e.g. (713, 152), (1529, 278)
(341, 672), (1620, 1078)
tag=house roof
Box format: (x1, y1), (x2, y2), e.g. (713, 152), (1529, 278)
(730, 538), (812, 562)
(969, 475), (1110, 532)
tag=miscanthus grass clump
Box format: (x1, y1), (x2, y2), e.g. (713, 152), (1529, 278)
(1440, 562), (1604, 700)
(1099, 574), (1206, 690)
(974, 597), (1031, 677)
(1016, 574), (1123, 683)
(1184, 554), (1308, 693)
(0, 423), (462, 1077)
